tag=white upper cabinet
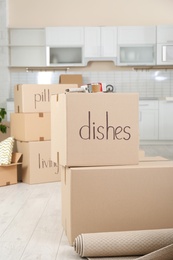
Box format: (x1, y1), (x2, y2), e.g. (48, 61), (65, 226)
(9, 28), (46, 67)
(118, 26), (156, 45)
(84, 27), (117, 63)
(45, 27), (84, 66)
(117, 26), (156, 66)
(157, 25), (173, 65)
(157, 25), (173, 43)
(45, 27), (84, 46)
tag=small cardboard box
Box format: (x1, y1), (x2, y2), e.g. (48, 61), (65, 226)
(11, 112), (50, 141)
(16, 140), (60, 184)
(61, 160), (173, 245)
(0, 153), (22, 187)
(51, 93), (139, 167)
(14, 84), (78, 113)
(59, 74), (83, 87)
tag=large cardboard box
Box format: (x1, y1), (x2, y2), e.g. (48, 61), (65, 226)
(51, 93), (139, 167)
(14, 84), (78, 113)
(61, 160), (173, 245)
(59, 74), (83, 87)
(16, 140), (60, 184)
(11, 112), (50, 141)
(0, 153), (22, 186)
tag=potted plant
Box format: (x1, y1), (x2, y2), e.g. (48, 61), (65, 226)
(0, 108), (7, 134)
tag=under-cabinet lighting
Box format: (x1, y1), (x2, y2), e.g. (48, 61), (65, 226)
(37, 71), (53, 84)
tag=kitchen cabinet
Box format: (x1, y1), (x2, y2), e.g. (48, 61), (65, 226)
(45, 27), (84, 66)
(139, 100), (159, 140)
(84, 27), (117, 63)
(117, 26), (156, 66)
(157, 25), (173, 65)
(9, 28), (46, 67)
(159, 100), (173, 140)
(45, 27), (84, 46)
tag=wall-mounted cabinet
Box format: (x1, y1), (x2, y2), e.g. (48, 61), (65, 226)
(84, 26), (117, 64)
(45, 27), (84, 46)
(117, 26), (156, 66)
(9, 28), (46, 67)
(46, 46), (84, 66)
(157, 25), (173, 65)
(8, 25), (173, 68)
(45, 27), (84, 66)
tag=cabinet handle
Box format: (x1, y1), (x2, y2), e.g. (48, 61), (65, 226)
(162, 46), (166, 62)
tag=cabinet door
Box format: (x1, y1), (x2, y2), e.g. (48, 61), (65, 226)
(159, 101), (173, 140)
(157, 25), (173, 43)
(9, 28), (46, 67)
(46, 27), (84, 46)
(139, 101), (159, 140)
(9, 28), (45, 46)
(10, 47), (46, 67)
(101, 27), (117, 57)
(157, 26), (173, 65)
(84, 27), (101, 57)
(118, 26), (156, 44)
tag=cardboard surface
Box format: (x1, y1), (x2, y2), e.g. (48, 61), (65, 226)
(59, 74), (83, 87)
(51, 93), (139, 167)
(0, 153), (22, 186)
(62, 160), (173, 245)
(14, 84), (78, 113)
(16, 140), (60, 184)
(11, 112), (51, 141)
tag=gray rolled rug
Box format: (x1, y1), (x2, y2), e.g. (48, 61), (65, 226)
(73, 228), (173, 260)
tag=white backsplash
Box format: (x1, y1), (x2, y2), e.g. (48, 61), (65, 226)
(9, 69), (173, 99)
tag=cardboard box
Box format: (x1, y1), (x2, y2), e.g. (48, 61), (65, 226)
(139, 149), (145, 160)
(11, 112), (50, 141)
(16, 140), (60, 184)
(0, 121), (11, 142)
(14, 84), (78, 113)
(61, 160), (173, 245)
(51, 93), (139, 167)
(140, 156), (168, 162)
(59, 74), (83, 87)
(0, 153), (22, 186)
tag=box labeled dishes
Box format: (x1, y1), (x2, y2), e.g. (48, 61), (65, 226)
(51, 92), (139, 167)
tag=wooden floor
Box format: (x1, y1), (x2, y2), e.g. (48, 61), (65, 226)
(0, 145), (173, 260)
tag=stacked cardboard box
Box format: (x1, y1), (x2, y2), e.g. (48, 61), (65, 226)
(51, 92), (173, 245)
(11, 84), (78, 184)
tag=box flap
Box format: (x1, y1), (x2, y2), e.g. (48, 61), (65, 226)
(11, 152), (23, 164)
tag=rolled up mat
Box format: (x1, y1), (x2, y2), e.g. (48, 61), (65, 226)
(73, 228), (173, 259)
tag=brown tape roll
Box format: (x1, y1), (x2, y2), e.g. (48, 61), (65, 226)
(91, 84), (101, 93)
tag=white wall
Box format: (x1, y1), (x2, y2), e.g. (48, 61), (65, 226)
(8, 0), (173, 27)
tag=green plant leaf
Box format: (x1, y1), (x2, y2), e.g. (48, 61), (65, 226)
(0, 124), (7, 133)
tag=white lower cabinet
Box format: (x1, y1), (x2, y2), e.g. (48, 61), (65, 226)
(159, 100), (173, 140)
(139, 100), (159, 140)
